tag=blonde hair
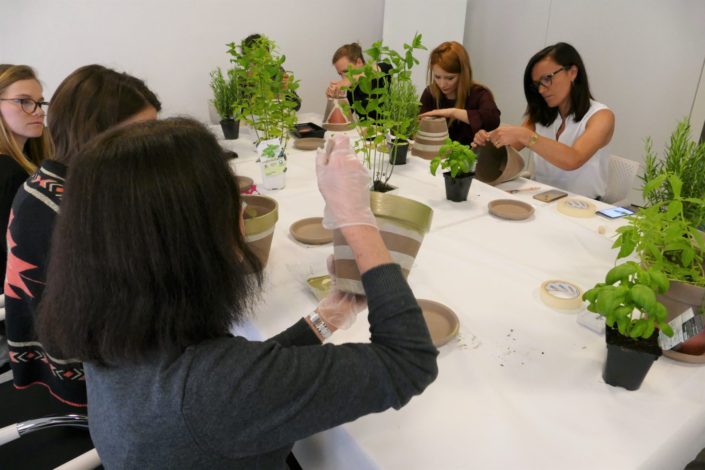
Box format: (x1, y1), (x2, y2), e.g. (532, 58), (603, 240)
(427, 42), (474, 126)
(0, 64), (53, 173)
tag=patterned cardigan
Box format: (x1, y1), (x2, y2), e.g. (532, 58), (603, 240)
(4, 159), (86, 407)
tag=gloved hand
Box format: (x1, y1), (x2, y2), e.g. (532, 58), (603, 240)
(317, 255), (367, 330)
(316, 134), (376, 230)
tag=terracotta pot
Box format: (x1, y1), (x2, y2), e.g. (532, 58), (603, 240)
(475, 143), (525, 185)
(412, 117), (449, 160)
(333, 192), (433, 294)
(658, 280), (705, 361)
(242, 195), (278, 269)
(322, 97), (354, 131)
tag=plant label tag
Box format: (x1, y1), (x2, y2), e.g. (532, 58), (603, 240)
(576, 311), (605, 335)
(257, 138), (286, 177)
(658, 307), (704, 350)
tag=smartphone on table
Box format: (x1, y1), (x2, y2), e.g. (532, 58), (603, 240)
(533, 189), (568, 202)
(596, 206), (635, 219)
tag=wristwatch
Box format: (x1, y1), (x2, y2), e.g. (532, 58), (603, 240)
(308, 311), (333, 340)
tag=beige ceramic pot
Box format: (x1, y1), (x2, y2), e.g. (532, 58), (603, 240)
(412, 117), (449, 160)
(333, 192), (433, 294)
(658, 280), (705, 362)
(242, 195), (278, 269)
(322, 97), (354, 131)
(475, 143), (526, 186)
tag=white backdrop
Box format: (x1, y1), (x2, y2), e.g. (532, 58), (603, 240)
(382, 0), (467, 95)
(0, 0), (385, 120)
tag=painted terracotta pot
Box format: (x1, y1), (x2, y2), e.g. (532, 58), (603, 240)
(333, 192), (433, 294)
(412, 117), (449, 160)
(322, 97), (354, 131)
(242, 195), (278, 269)
(475, 143), (525, 186)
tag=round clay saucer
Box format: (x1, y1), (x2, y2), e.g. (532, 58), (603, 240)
(294, 137), (325, 151)
(236, 176), (254, 193)
(664, 349), (705, 364)
(289, 217), (333, 245)
(417, 299), (460, 347)
(488, 199), (535, 220)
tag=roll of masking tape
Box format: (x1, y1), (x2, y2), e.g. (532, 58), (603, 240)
(557, 198), (596, 218)
(540, 280), (584, 310)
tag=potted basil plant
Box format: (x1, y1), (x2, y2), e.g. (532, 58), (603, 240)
(430, 138), (477, 202)
(583, 261), (673, 390)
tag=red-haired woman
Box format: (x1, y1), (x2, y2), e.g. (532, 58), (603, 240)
(419, 41), (501, 145)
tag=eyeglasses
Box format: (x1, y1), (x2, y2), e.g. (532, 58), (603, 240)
(531, 67), (567, 91)
(0, 98), (49, 114)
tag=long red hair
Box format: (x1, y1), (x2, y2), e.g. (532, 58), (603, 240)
(427, 42), (474, 124)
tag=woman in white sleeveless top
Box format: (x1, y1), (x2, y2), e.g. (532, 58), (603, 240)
(473, 42), (615, 199)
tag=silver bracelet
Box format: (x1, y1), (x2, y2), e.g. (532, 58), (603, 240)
(308, 311), (333, 340)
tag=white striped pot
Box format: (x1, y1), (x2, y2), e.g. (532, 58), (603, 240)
(411, 117), (449, 160)
(242, 195), (278, 270)
(333, 192), (433, 294)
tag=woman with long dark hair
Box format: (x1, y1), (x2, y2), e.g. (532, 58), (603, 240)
(4, 64), (161, 407)
(474, 42), (615, 199)
(419, 41), (501, 145)
(37, 118), (438, 468)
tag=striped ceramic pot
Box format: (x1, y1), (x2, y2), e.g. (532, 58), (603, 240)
(322, 97), (354, 131)
(242, 195), (278, 269)
(333, 192), (433, 294)
(412, 117), (449, 160)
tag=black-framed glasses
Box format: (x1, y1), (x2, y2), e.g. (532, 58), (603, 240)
(0, 98), (49, 114)
(531, 67), (567, 90)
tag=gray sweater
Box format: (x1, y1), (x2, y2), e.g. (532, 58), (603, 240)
(85, 263), (438, 469)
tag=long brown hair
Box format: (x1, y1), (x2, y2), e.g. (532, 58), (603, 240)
(0, 64), (53, 173)
(48, 64), (161, 166)
(427, 42), (474, 126)
(38, 118), (262, 364)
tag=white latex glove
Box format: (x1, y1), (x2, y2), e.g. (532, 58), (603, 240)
(316, 135), (376, 230)
(317, 255), (367, 330)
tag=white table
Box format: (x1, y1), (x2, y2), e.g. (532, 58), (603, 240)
(218, 118), (705, 470)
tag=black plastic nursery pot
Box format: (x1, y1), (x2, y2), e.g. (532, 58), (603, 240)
(443, 171), (474, 202)
(602, 326), (662, 391)
(220, 118), (240, 140)
(390, 140), (409, 165)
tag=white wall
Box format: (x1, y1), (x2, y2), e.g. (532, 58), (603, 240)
(0, 0), (385, 121)
(465, 0), (705, 202)
(383, 0), (467, 95)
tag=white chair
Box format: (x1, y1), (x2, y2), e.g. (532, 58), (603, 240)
(602, 154), (640, 204)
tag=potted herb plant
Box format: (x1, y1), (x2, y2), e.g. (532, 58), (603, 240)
(385, 78), (420, 165)
(227, 35), (299, 190)
(641, 118), (705, 228)
(227, 35), (299, 147)
(613, 172), (705, 358)
(344, 33), (425, 190)
(430, 138), (477, 202)
(209, 67), (244, 140)
(582, 261), (672, 390)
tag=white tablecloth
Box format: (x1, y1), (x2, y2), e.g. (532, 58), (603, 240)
(218, 117), (705, 470)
